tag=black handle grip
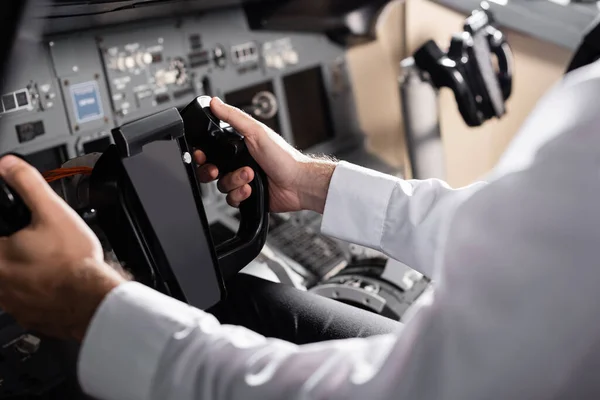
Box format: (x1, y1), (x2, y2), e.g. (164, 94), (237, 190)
(414, 40), (482, 127)
(181, 96), (270, 279)
(486, 25), (513, 101)
(0, 153), (32, 237)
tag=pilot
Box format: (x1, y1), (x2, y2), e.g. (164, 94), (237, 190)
(1, 59), (600, 400)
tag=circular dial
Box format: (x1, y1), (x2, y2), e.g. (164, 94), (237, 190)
(250, 91), (278, 119)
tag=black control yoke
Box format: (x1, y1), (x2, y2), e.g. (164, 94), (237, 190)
(0, 96), (270, 310)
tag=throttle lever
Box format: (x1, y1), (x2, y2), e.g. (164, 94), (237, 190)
(413, 40), (483, 127)
(411, 3), (512, 127)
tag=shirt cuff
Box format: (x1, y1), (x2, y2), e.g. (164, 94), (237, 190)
(321, 161), (397, 250)
(77, 281), (201, 400)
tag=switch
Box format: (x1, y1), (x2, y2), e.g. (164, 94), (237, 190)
(189, 34), (202, 49)
(15, 91), (29, 107)
(15, 334), (41, 355)
(213, 46), (227, 69)
(16, 124), (35, 143)
(283, 50), (299, 65)
(16, 120), (45, 143)
(272, 55), (284, 69)
(33, 121), (45, 135)
(2, 94), (16, 111)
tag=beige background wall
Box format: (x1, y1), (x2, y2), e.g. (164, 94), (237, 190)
(345, 0), (573, 186)
(346, 1), (409, 177)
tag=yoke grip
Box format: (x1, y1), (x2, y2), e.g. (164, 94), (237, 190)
(181, 96), (270, 279)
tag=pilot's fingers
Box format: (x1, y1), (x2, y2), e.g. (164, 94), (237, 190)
(226, 184), (252, 208)
(0, 155), (63, 221)
(217, 167), (254, 194)
(210, 98), (264, 141)
(196, 164), (219, 183)
(193, 150), (207, 165)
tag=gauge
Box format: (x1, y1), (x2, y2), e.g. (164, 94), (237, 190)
(250, 91), (278, 119)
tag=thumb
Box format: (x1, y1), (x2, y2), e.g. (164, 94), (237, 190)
(0, 155), (63, 219)
(209, 97), (300, 176)
(210, 97), (266, 144)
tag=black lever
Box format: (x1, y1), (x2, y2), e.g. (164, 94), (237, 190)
(413, 40), (483, 127)
(486, 25), (513, 101)
(462, 7), (509, 119)
(181, 96), (270, 279)
(411, 4), (512, 127)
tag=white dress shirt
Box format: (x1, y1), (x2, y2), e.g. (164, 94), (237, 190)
(78, 60), (600, 400)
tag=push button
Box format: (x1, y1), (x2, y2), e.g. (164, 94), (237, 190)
(16, 121), (45, 143)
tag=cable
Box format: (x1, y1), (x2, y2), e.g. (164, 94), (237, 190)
(41, 166), (93, 183)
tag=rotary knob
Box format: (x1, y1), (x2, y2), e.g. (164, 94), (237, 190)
(116, 56), (127, 72)
(136, 52), (153, 68)
(248, 91), (278, 120)
(143, 52), (153, 65)
(125, 56), (136, 70)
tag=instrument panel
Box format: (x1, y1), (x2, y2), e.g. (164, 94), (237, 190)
(0, 8), (367, 177)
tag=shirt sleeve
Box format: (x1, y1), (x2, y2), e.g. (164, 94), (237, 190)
(320, 161), (486, 276)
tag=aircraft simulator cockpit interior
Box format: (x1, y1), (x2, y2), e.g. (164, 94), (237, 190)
(0, 0), (598, 398)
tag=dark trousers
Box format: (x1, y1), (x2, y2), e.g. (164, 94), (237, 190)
(209, 273), (403, 344)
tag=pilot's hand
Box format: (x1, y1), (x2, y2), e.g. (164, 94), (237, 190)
(0, 155), (126, 340)
(195, 97), (337, 214)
